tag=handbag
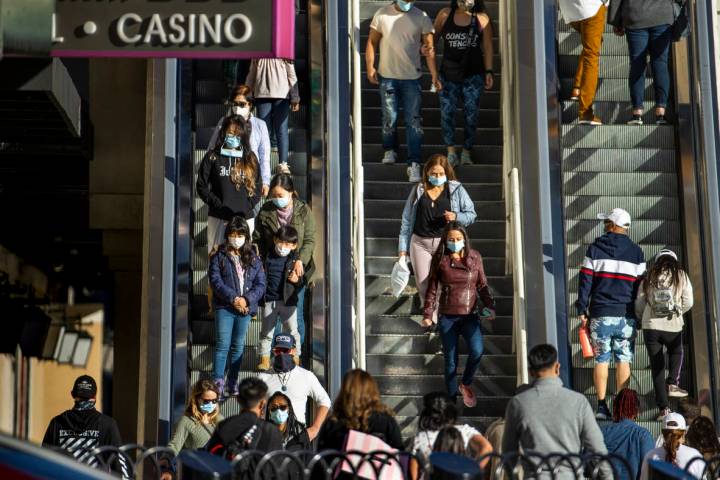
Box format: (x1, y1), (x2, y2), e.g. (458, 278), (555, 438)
(390, 257), (410, 297)
(671, 0), (689, 41)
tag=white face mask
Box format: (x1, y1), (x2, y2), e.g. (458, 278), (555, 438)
(275, 245), (292, 257)
(232, 106), (251, 119)
(228, 237), (245, 249)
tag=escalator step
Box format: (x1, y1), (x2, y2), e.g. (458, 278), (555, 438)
(561, 101), (667, 124)
(559, 78), (656, 102)
(562, 148), (676, 172)
(559, 54), (653, 79)
(563, 196), (680, 218)
(561, 124), (675, 149)
(563, 172), (678, 196)
(564, 219), (682, 244)
(559, 32), (630, 56)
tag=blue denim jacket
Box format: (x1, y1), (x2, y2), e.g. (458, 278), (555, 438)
(208, 247), (266, 314)
(398, 180), (477, 253)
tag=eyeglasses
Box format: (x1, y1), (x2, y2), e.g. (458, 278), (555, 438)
(201, 399), (218, 404)
(269, 404), (289, 412)
(233, 101), (249, 108)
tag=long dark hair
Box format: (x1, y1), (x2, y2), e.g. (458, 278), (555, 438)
(222, 216), (255, 267)
(644, 251), (683, 299)
(214, 115), (259, 196)
(432, 427), (466, 455)
(686, 416), (720, 459)
(266, 391), (305, 442)
(269, 173), (298, 199)
(418, 392), (458, 432)
(429, 222), (471, 280)
(450, 0), (487, 14)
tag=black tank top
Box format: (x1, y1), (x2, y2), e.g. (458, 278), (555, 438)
(441, 9), (485, 80)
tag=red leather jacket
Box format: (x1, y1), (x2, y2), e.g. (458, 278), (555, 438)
(424, 249), (495, 318)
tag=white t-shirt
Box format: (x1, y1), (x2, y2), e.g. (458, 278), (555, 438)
(410, 424), (481, 458)
(259, 367), (332, 425)
(369, 4), (434, 80)
(640, 445), (705, 480)
(558, 0), (607, 24)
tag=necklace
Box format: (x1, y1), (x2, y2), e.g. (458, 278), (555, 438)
(278, 371), (291, 392)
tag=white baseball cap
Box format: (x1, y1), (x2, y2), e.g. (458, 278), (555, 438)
(663, 412), (688, 430)
(597, 208), (632, 228)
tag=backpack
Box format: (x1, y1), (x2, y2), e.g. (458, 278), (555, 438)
(648, 275), (682, 317)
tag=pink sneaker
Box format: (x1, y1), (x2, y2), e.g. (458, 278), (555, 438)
(458, 383), (477, 408)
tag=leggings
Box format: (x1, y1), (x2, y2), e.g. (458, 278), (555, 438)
(409, 234), (441, 323)
(644, 329), (684, 408)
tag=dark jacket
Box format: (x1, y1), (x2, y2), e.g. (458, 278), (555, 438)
(608, 0), (675, 30)
(576, 232), (646, 318)
(424, 249), (495, 319)
(284, 430), (312, 452)
(254, 199), (316, 280)
(317, 412), (404, 451)
(196, 150), (261, 221)
(208, 246), (266, 315)
(206, 412), (283, 455)
(263, 250), (305, 307)
(601, 419), (654, 480)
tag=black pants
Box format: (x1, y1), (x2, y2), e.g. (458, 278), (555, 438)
(644, 329), (684, 408)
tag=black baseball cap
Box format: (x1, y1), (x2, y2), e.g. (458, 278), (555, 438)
(72, 375), (97, 399)
(273, 334), (295, 350)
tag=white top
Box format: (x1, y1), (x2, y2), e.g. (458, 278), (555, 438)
(369, 4), (434, 80)
(259, 366), (332, 425)
(410, 424), (481, 458)
(640, 445), (705, 480)
(635, 272), (694, 332)
(558, 0), (607, 24)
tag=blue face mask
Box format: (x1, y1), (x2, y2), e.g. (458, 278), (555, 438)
(396, 0), (413, 12)
(428, 175), (447, 186)
(225, 134), (241, 149)
(199, 401), (216, 414)
(272, 196), (290, 209)
(446, 239), (465, 253)
(269, 408), (290, 425)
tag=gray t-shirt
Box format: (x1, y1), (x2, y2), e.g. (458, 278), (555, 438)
(370, 4), (434, 80)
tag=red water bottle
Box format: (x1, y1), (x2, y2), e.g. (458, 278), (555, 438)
(579, 323), (594, 359)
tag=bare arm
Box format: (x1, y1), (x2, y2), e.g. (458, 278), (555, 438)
(307, 405), (329, 441)
(423, 33), (442, 91)
(469, 433), (494, 469)
(432, 8), (450, 47)
(365, 29), (382, 85)
(480, 14), (494, 89)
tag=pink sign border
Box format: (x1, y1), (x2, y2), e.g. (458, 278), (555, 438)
(51, 0), (295, 59)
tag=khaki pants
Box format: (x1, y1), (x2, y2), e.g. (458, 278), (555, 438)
(570, 4), (606, 119)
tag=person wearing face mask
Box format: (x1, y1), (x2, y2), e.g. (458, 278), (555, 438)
(197, 115), (262, 254)
(254, 174), (316, 347)
(257, 226), (304, 371)
(208, 217), (266, 397)
(398, 154), (476, 332)
(432, 0), (495, 166)
(423, 222), (495, 407)
(207, 85), (272, 197)
(265, 391), (312, 452)
(259, 334), (332, 442)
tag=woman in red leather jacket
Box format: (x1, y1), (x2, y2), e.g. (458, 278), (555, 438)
(423, 221), (495, 408)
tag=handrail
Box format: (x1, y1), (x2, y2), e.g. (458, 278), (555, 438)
(350, 0), (366, 370)
(509, 168), (528, 385)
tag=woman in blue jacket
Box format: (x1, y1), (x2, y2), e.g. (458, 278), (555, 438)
(398, 153), (476, 331)
(208, 216), (266, 397)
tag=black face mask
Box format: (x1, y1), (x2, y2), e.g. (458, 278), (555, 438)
(273, 353), (295, 373)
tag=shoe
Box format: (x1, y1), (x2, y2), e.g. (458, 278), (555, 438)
(278, 162), (291, 174)
(656, 115), (669, 125)
(668, 384), (689, 398)
(461, 149), (473, 165)
(570, 88), (580, 101)
(656, 407), (672, 421)
(447, 152), (459, 167)
(627, 114), (644, 125)
(381, 150), (397, 164)
(293, 355), (301, 366)
(225, 379), (239, 397)
(213, 378), (225, 397)
(596, 402), (611, 420)
(407, 162), (422, 183)
(458, 383), (477, 408)
(578, 115), (603, 125)
(257, 355), (271, 371)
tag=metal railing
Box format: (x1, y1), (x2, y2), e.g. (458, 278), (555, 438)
(508, 168), (528, 386)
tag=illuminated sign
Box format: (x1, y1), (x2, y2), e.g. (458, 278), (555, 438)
(52, 0), (295, 58)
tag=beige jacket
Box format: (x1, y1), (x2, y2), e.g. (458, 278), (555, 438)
(635, 271), (693, 332)
(246, 58), (300, 103)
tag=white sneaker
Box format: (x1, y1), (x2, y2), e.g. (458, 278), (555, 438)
(277, 162), (291, 174)
(407, 162), (422, 183)
(381, 150), (397, 164)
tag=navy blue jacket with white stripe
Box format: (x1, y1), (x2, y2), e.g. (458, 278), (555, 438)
(576, 232), (646, 318)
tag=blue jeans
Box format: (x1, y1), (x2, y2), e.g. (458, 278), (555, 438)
(213, 308), (252, 382)
(625, 25), (672, 109)
(379, 76), (423, 164)
(438, 314), (484, 397)
(439, 74), (485, 150)
(255, 98), (290, 164)
(274, 285), (306, 348)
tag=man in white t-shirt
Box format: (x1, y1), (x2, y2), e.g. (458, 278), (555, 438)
(640, 413), (705, 480)
(258, 334), (332, 441)
(365, 0), (440, 183)
(558, 0), (608, 125)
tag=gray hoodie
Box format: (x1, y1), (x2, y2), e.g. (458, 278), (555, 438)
(608, 0), (675, 30)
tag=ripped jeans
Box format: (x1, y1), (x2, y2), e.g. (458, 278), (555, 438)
(379, 76), (423, 165)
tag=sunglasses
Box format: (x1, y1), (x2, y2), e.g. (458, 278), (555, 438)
(269, 404), (289, 412)
(233, 101), (249, 108)
(201, 399), (218, 405)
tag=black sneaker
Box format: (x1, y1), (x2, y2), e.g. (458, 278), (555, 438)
(656, 115), (669, 125)
(627, 114), (644, 125)
(596, 402), (611, 420)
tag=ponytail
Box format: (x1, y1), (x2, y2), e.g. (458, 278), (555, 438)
(662, 429), (685, 465)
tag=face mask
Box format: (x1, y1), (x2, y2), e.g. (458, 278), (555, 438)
(271, 197), (290, 209)
(228, 237), (245, 249)
(396, 0), (413, 12)
(74, 399), (96, 411)
(269, 408), (290, 425)
(232, 106), (251, 119)
(221, 147), (244, 158)
(199, 402), (216, 414)
(225, 134), (241, 149)
(273, 353), (295, 373)
(458, 0), (475, 10)
(428, 175), (447, 186)
(275, 245), (292, 257)
(446, 239), (465, 253)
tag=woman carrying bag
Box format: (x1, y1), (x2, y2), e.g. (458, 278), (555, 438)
(423, 222), (495, 408)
